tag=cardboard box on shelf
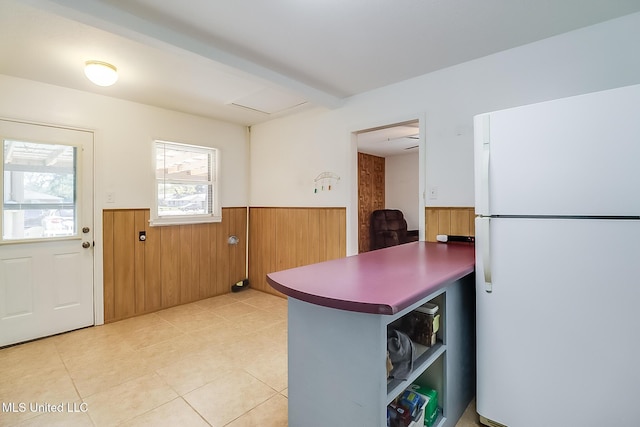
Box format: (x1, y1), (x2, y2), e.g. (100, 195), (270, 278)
(388, 389), (427, 427)
(388, 402), (413, 427)
(407, 384), (439, 427)
(409, 406), (425, 427)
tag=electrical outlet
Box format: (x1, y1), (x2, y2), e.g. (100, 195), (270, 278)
(106, 191), (115, 203)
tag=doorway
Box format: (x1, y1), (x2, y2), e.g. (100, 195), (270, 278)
(0, 119), (94, 347)
(356, 120), (420, 253)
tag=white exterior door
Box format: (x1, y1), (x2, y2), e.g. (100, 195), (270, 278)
(0, 119), (94, 347)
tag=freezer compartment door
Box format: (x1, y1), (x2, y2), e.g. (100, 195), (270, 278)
(476, 218), (640, 427)
(475, 84), (640, 216)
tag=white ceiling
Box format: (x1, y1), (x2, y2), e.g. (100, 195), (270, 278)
(357, 122), (420, 158)
(2, 0), (640, 132)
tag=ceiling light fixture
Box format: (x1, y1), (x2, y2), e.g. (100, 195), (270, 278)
(84, 60), (118, 86)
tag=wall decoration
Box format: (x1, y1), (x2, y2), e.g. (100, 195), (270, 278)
(313, 171), (340, 193)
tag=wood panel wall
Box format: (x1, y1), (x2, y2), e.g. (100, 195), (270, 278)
(248, 207), (347, 297)
(103, 207), (247, 323)
(425, 207), (475, 242)
(358, 152), (385, 253)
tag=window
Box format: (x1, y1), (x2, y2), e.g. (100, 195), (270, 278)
(2, 140), (77, 241)
(151, 140), (220, 226)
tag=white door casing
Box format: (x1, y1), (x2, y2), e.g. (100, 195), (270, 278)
(0, 119), (94, 347)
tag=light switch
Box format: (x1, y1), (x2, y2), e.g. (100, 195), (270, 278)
(428, 186), (438, 200)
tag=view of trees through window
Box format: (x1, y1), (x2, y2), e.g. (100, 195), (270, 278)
(23, 171), (74, 202)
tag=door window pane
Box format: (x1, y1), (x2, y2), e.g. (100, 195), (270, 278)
(2, 140), (77, 240)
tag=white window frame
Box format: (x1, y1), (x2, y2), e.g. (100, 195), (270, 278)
(150, 140), (221, 226)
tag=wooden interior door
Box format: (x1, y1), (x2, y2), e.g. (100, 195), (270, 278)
(357, 152), (385, 253)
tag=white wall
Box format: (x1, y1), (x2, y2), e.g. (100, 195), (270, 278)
(250, 12), (640, 255)
(249, 107), (350, 207)
(385, 152), (419, 230)
(0, 75), (249, 322)
(3, 10), (638, 311)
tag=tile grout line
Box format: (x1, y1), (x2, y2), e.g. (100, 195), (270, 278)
(180, 396), (215, 427)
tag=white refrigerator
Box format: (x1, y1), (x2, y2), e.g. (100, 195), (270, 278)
(474, 84), (640, 427)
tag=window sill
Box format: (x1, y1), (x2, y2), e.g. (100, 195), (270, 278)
(149, 215), (221, 227)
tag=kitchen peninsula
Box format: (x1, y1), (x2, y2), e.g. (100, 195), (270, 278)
(267, 241), (476, 427)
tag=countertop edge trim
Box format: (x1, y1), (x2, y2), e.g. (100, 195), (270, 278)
(266, 275), (395, 314)
(266, 264), (475, 315)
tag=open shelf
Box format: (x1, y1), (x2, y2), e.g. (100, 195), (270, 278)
(387, 341), (446, 404)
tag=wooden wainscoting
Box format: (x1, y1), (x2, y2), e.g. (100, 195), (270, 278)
(248, 207), (347, 297)
(103, 207), (247, 323)
(425, 207), (475, 242)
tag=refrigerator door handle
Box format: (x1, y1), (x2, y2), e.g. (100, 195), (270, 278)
(478, 114), (491, 214)
(481, 218), (492, 292)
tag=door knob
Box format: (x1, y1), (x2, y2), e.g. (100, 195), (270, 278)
(82, 241), (91, 248)
(82, 227), (90, 233)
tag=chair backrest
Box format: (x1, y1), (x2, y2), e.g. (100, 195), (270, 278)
(370, 209), (409, 250)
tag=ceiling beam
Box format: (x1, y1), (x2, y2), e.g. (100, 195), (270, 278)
(23, 0), (345, 110)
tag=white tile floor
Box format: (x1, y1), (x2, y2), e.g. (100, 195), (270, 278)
(0, 289), (481, 426)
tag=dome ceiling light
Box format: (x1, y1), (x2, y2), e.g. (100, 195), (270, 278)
(84, 60), (118, 86)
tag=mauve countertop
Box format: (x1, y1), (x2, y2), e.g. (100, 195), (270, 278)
(266, 241), (475, 315)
